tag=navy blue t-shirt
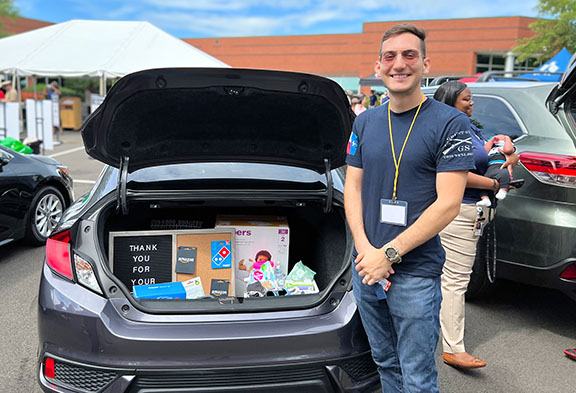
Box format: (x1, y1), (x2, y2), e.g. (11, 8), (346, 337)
(462, 124), (489, 203)
(346, 98), (475, 277)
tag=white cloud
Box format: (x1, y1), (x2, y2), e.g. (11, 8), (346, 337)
(147, 13), (282, 37)
(371, 0), (540, 21)
(106, 5), (140, 19)
(141, 0), (311, 11)
(15, 0), (543, 38)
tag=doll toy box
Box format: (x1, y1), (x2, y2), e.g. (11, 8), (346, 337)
(215, 215), (289, 296)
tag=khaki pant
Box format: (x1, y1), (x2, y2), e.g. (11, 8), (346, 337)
(439, 204), (491, 353)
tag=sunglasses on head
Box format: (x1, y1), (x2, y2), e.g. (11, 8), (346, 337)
(380, 49), (422, 64)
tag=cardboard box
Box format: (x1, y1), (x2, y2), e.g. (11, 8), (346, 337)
(215, 215), (289, 295)
(133, 282), (186, 299)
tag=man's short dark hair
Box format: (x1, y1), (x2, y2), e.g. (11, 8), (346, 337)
(380, 23), (427, 59)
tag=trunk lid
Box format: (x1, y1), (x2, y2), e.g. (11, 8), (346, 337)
(546, 54), (576, 114)
(81, 68), (354, 174)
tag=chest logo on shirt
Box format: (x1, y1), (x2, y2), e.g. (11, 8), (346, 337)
(347, 132), (358, 155)
(442, 130), (472, 158)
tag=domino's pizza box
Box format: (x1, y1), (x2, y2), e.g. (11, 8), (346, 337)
(133, 281), (186, 299)
(215, 215), (289, 296)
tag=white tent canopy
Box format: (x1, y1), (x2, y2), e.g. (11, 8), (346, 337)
(0, 19), (229, 78)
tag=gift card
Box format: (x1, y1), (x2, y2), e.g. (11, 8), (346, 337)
(181, 277), (206, 299)
(210, 279), (229, 297)
(211, 240), (231, 269)
(175, 246), (197, 274)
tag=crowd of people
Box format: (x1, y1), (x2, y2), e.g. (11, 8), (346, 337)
(346, 88), (389, 116)
(343, 22), (572, 393)
(0, 79), (61, 103)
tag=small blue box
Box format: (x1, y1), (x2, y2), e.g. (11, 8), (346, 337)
(133, 282), (186, 299)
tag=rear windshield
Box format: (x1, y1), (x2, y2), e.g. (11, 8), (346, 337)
(90, 162), (338, 201)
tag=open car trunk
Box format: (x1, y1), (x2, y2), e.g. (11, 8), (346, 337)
(97, 195), (351, 313)
(78, 68), (355, 314)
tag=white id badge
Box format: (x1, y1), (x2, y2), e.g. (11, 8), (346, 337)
(380, 199), (408, 226)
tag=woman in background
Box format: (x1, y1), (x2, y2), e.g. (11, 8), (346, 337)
(433, 81), (518, 369)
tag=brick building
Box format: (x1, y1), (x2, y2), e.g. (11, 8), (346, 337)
(1, 16), (539, 93)
(0, 16), (52, 35)
(184, 16), (539, 92)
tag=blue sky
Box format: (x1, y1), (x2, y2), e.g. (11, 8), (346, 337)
(15, 0), (542, 39)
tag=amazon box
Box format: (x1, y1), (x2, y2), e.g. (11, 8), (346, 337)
(133, 281), (186, 300)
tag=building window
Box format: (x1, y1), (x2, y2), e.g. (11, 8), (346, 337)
(476, 53), (542, 73)
(476, 54), (504, 73)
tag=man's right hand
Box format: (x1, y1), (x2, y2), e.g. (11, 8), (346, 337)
(355, 245), (395, 286)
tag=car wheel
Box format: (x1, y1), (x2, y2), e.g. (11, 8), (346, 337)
(24, 186), (65, 246)
(466, 224), (496, 300)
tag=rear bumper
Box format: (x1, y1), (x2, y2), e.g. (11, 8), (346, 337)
(494, 189), (576, 270)
(492, 189), (576, 300)
(38, 264), (379, 393)
(497, 258), (576, 301)
(38, 353), (379, 393)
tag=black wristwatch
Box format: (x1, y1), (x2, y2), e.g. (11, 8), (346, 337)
(383, 242), (402, 264)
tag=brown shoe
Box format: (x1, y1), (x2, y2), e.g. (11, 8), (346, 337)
(443, 352), (487, 369)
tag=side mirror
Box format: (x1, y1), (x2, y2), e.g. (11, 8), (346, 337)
(0, 156), (10, 172)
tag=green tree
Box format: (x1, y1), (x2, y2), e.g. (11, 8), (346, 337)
(515, 0), (576, 62)
(0, 0), (19, 38)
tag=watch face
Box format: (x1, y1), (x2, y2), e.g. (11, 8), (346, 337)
(385, 248), (397, 259)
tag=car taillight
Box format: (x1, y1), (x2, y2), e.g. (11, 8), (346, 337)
(560, 264), (576, 280)
(45, 231), (74, 280)
(519, 152), (576, 188)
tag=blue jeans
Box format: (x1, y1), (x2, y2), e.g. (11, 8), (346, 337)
(352, 264), (442, 393)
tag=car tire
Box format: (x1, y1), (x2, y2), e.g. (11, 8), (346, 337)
(24, 186), (65, 246)
(466, 226), (496, 300)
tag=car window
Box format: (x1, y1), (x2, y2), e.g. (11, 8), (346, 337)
(91, 163), (330, 198)
(470, 96), (524, 140)
(0, 147), (14, 163)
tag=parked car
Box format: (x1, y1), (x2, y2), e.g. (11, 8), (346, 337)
(0, 144), (73, 246)
(422, 77), (576, 301)
(37, 68), (380, 393)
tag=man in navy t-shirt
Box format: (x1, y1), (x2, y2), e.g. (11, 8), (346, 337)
(344, 24), (474, 393)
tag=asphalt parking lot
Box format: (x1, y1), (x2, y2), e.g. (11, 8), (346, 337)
(1, 130), (575, 392)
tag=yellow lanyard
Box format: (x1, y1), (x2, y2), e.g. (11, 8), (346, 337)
(388, 95), (425, 202)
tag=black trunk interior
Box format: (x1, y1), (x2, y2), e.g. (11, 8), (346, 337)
(100, 199), (349, 305)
